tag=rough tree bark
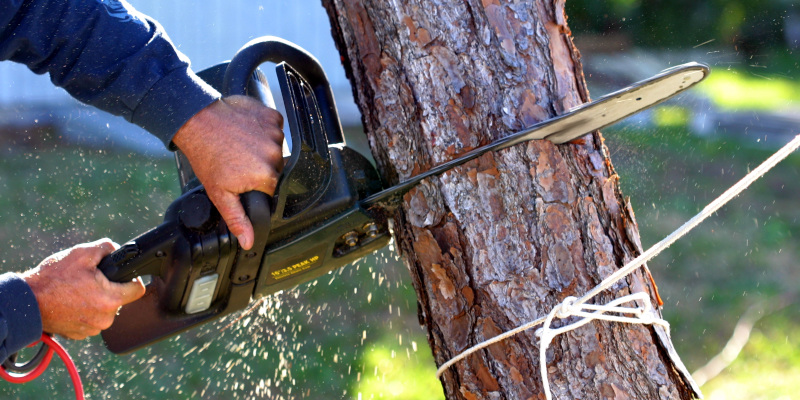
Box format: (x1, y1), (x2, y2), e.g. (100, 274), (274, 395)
(322, 1), (700, 399)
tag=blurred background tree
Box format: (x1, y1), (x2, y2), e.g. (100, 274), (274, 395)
(567, 0), (799, 52)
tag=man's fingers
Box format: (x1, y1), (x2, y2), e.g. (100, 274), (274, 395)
(91, 238), (120, 251)
(172, 94), (284, 252)
(116, 278), (147, 306)
(252, 170), (281, 196)
(73, 238), (118, 269)
(209, 190), (254, 250)
(64, 332), (91, 341)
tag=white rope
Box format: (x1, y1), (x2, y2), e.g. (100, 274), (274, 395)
(535, 293), (669, 400)
(435, 134), (800, 398)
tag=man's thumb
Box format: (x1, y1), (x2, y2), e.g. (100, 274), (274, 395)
(116, 278), (147, 306)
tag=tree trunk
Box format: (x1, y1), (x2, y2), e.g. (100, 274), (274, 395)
(322, 1), (699, 399)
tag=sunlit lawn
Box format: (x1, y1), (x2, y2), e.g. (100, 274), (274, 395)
(702, 311), (800, 400)
(699, 68), (800, 111)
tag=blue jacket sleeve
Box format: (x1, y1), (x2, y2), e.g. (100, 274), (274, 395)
(0, 272), (42, 362)
(0, 0), (221, 148)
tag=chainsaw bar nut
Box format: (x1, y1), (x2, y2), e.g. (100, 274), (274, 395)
(342, 231), (359, 247)
(363, 222), (379, 238)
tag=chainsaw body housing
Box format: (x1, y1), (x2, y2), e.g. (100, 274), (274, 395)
(99, 38), (390, 354)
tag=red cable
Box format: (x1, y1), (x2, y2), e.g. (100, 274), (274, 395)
(41, 334), (84, 400)
(1, 333), (84, 400)
(0, 339), (54, 383)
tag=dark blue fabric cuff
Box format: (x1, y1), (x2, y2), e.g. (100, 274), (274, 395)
(0, 272), (42, 357)
(131, 67), (221, 150)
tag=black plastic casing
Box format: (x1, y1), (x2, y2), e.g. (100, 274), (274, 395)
(98, 37), (390, 354)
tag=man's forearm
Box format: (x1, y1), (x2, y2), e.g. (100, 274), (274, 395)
(0, 0), (220, 146)
(0, 272), (42, 361)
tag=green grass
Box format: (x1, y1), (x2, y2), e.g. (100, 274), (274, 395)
(352, 337), (443, 400)
(652, 106), (691, 127)
(699, 69), (800, 111)
(701, 309), (800, 400)
(604, 123), (800, 395)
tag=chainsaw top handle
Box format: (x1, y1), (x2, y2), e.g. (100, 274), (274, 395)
(224, 36), (345, 147)
(225, 36), (348, 222)
(223, 36), (347, 274)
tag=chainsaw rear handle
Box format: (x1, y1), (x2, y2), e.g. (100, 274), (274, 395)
(98, 35), (283, 286)
(97, 222), (180, 283)
(218, 35), (350, 249)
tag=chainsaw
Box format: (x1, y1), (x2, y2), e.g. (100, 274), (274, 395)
(98, 36), (709, 354)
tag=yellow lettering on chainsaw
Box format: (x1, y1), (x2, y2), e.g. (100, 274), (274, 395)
(271, 255), (321, 280)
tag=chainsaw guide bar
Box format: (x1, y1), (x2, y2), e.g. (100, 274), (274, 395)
(363, 62), (709, 210)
